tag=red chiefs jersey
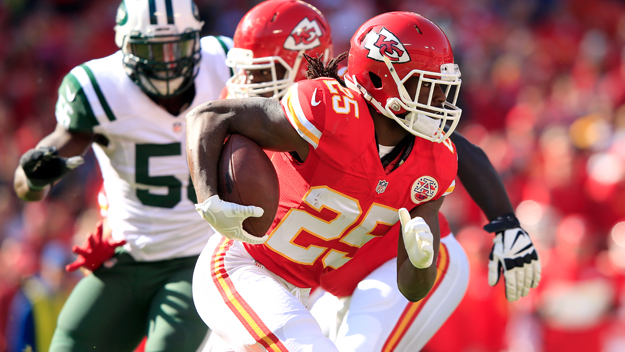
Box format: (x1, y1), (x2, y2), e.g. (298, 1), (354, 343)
(320, 213), (452, 297)
(243, 78), (458, 288)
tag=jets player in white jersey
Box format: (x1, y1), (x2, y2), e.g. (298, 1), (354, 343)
(13, 0), (232, 350)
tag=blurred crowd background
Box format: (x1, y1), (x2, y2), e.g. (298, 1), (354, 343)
(1, 0), (625, 351)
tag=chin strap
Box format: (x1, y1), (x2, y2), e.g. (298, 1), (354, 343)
(345, 75), (387, 115)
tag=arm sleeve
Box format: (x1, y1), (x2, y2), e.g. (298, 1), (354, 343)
(214, 36), (234, 77)
(55, 72), (99, 134)
(451, 132), (514, 219)
(280, 80), (329, 149)
(440, 138), (458, 197)
(442, 179), (456, 196)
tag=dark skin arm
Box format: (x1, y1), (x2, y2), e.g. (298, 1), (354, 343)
(397, 197), (443, 302)
(450, 132), (514, 220)
(14, 123), (95, 201)
(185, 98), (309, 203)
(396, 132), (508, 302)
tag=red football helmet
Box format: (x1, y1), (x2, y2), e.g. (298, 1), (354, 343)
(226, 0), (333, 99)
(345, 12), (462, 143)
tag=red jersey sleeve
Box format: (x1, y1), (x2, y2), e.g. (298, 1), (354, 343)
(405, 135), (458, 208)
(280, 77), (370, 170)
(440, 138), (457, 197)
(280, 79), (329, 150)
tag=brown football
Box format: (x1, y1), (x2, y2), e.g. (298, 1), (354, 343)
(217, 134), (280, 238)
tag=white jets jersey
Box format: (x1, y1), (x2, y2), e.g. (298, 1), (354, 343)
(55, 36), (233, 261)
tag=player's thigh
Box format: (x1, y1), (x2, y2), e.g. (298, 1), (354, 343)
(145, 263), (208, 352)
(389, 235), (469, 352)
(199, 331), (264, 352)
(193, 235), (337, 352)
(335, 235), (469, 352)
(50, 258), (147, 352)
(308, 288), (350, 341)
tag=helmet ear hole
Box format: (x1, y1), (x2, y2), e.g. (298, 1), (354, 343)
(369, 72), (382, 88)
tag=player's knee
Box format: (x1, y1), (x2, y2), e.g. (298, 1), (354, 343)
(277, 314), (338, 351)
(310, 336), (339, 352)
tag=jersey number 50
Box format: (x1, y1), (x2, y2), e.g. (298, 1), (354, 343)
(135, 143), (197, 208)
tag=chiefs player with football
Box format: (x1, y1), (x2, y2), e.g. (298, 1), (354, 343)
(187, 3), (541, 352)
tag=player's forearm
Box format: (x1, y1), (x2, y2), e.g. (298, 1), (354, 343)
(14, 166), (49, 201)
(397, 242), (438, 302)
(185, 101), (230, 203)
(452, 133), (514, 220)
(397, 255), (438, 302)
(396, 201), (442, 302)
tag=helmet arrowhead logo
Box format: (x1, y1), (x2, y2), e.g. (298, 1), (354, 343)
(364, 28), (410, 63)
(375, 35), (405, 60)
(284, 18), (323, 50)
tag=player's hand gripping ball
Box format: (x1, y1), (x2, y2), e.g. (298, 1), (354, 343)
(196, 134), (280, 244)
(398, 208), (435, 269)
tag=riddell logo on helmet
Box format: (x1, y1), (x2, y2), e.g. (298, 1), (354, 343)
(364, 28), (411, 63)
(284, 18), (323, 51)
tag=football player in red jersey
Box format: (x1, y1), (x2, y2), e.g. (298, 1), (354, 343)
(305, 12), (541, 351)
(187, 11), (462, 351)
(215, 4), (540, 351)
(221, 0), (332, 101)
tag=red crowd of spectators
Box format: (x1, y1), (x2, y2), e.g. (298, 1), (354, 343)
(1, 0), (625, 351)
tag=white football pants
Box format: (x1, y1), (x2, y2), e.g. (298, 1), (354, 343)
(192, 235), (337, 352)
(309, 234), (469, 352)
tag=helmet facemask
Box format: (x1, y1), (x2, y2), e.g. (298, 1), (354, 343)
(225, 48), (303, 99)
(347, 56), (462, 143)
(121, 30), (201, 97)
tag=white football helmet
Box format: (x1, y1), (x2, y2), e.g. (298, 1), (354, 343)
(114, 0), (204, 97)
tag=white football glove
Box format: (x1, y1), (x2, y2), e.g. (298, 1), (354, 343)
(398, 208), (435, 269)
(485, 214), (541, 302)
(195, 195), (267, 244)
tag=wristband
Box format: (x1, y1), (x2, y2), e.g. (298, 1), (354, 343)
(26, 178), (48, 191)
(483, 213), (520, 233)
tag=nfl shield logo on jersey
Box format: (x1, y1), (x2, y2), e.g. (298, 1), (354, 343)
(410, 176), (438, 204)
(376, 180), (388, 194)
(173, 122), (183, 133)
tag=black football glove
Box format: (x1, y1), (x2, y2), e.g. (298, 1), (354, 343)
(485, 213), (541, 302)
(19, 146), (84, 190)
